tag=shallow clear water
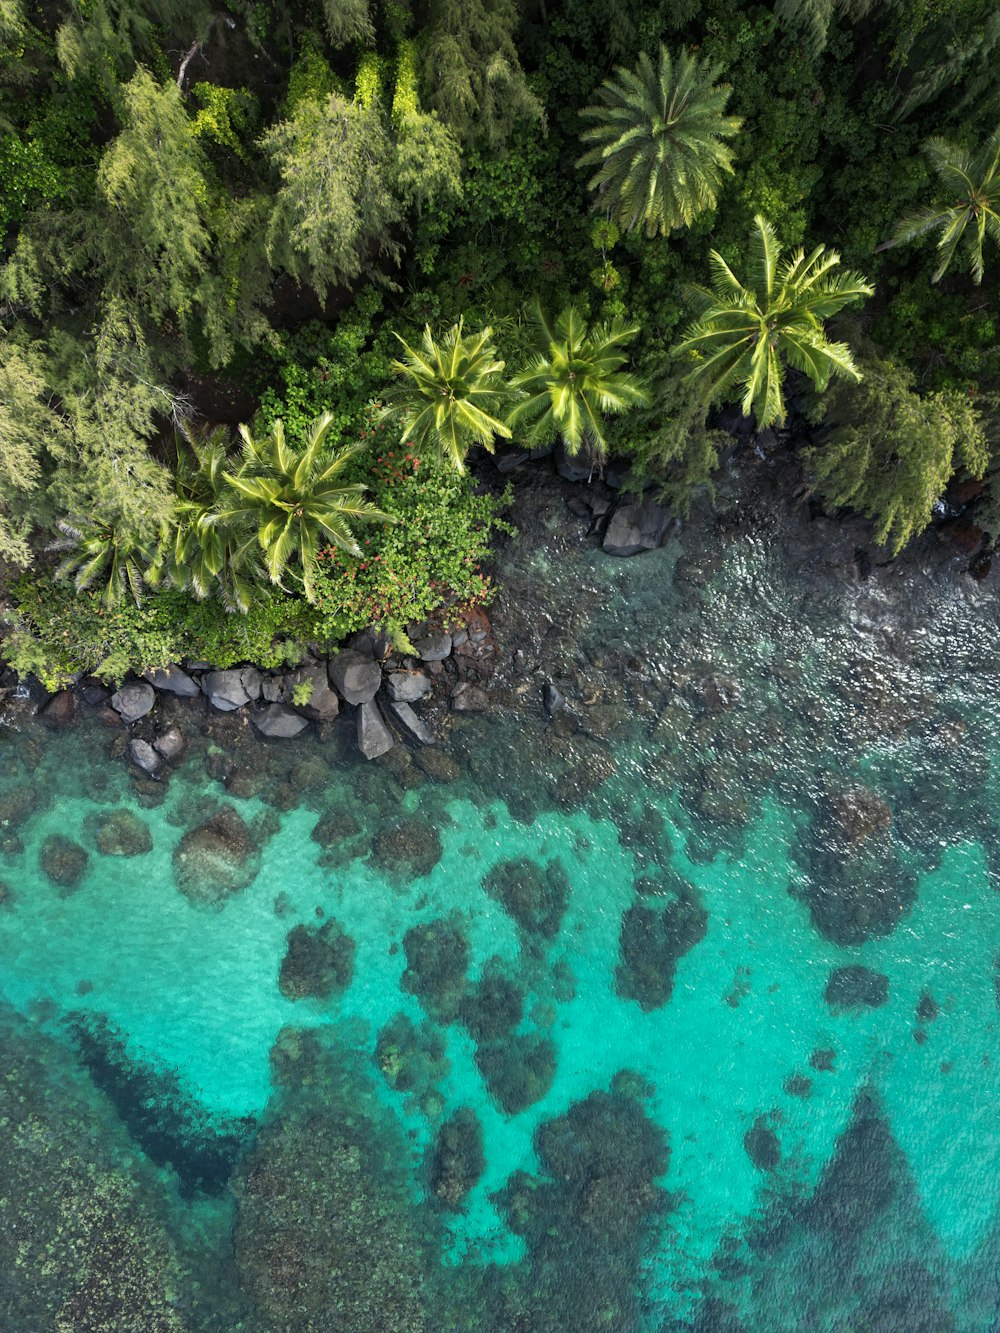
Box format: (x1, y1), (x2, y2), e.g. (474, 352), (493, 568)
(2, 471), (999, 1331)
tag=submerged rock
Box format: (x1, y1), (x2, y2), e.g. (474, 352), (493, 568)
(172, 805), (257, 907)
(40, 834), (88, 891)
(476, 1032), (556, 1115)
(251, 703), (309, 739)
(401, 916), (469, 1021)
(615, 890), (708, 1011)
(375, 1012), (450, 1097)
(371, 817), (442, 883)
(824, 965), (889, 1011)
(128, 737), (162, 775)
(483, 857), (570, 939)
(427, 1107), (484, 1209)
(95, 810), (152, 857)
(384, 698), (436, 745)
(744, 1115), (781, 1171)
(278, 919), (355, 1000)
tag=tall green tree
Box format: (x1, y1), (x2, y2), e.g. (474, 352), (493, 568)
(382, 319), (512, 472)
(507, 303), (650, 457)
(50, 518), (159, 609)
(806, 352), (989, 553)
(151, 427), (261, 614)
(418, 0), (543, 145)
(215, 412), (394, 603)
(879, 126), (1000, 285)
(676, 215), (873, 427)
(577, 46), (741, 237)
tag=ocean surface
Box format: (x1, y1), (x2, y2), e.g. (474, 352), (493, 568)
(1, 468), (998, 1331)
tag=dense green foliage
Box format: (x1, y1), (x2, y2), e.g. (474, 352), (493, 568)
(578, 46), (742, 236)
(3, 0), (1000, 680)
(677, 215), (873, 426)
(881, 125), (1000, 285)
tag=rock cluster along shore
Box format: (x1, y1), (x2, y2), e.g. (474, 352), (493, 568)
(13, 611), (497, 775)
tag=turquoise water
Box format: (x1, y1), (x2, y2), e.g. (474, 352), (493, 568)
(2, 478), (999, 1330)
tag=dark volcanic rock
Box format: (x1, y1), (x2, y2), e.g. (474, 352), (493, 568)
(153, 726), (186, 762)
(41, 690), (76, 727)
(95, 811), (152, 857)
(414, 631), (452, 662)
(143, 665), (200, 697)
(451, 682), (488, 712)
(824, 965), (889, 1011)
(128, 738), (162, 775)
(110, 681), (155, 724)
(288, 664), (340, 721)
(40, 834), (89, 891)
(384, 699), (435, 745)
(603, 497), (672, 556)
(385, 669), (432, 703)
(172, 806), (257, 908)
(251, 703), (309, 739)
(329, 649), (382, 705)
(357, 699), (394, 758)
(278, 919), (355, 1000)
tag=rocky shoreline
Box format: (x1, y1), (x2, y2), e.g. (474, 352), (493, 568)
(1, 424), (996, 790)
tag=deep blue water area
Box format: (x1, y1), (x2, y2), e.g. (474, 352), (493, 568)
(1, 468), (999, 1331)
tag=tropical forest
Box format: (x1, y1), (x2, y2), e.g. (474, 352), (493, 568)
(0, 1), (999, 1330)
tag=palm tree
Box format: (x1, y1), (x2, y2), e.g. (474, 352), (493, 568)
(381, 318), (512, 471)
(149, 427), (262, 614)
(50, 518), (156, 610)
(676, 215), (873, 427)
(213, 411), (394, 603)
(507, 303), (650, 457)
(577, 45), (742, 236)
(879, 126), (1000, 284)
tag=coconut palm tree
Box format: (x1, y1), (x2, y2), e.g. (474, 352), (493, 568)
(879, 125), (1000, 284)
(381, 318), (512, 472)
(676, 215), (873, 427)
(50, 518), (157, 609)
(214, 411), (394, 603)
(150, 427), (262, 614)
(577, 45), (742, 236)
(507, 303), (650, 457)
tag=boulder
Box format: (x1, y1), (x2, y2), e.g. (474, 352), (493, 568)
(41, 690), (76, 728)
(543, 682), (566, 717)
(385, 670), (432, 704)
(128, 738), (162, 775)
(261, 674), (285, 703)
(154, 726), (187, 762)
(602, 498), (672, 556)
(40, 834), (88, 891)
(554, 439), (594, 483)
(357, 699), (394, 759)
(328, 649), (382, 705)
(96, 810), (153, 857)
(384, 699), (435, 745)
(251, 704), (309, 739)
(491, 439), (533, 472)
(414, 632), (452, 663)
(110, 681), (156, 724)
(78, 680), (111, 707)
(143, 665), (200, 697)
(288, 664), (339, 720)
(173, 806), (256, 907)
(202, 669), (256, 711)
(451, 682), (488, 713)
